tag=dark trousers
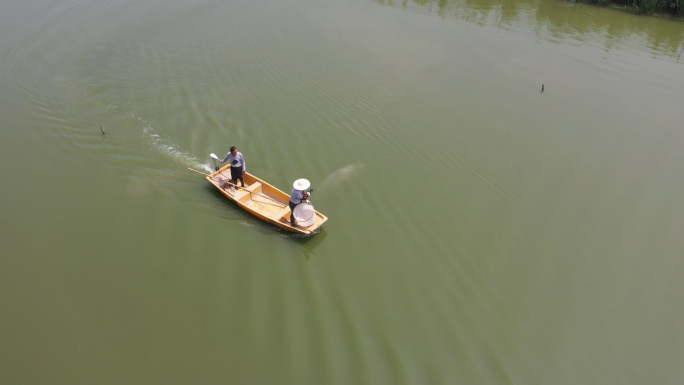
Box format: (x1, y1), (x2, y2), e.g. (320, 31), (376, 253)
(289, 201), (298, 224)
(230, 166), (244, 186)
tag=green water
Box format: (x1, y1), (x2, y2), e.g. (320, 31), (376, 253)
(1, 0), (683, 384)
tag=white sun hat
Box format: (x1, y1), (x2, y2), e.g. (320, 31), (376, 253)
(293, 178), (310, 191)
(293, 203), (316, 227)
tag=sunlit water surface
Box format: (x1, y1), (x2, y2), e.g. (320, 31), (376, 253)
(1, 0), (683, 384)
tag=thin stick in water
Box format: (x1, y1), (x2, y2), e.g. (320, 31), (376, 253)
(188, 167), (210, 176)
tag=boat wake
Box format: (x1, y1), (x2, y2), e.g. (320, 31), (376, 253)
(317, 163), (365, 192)
(141, 121), (213, 173)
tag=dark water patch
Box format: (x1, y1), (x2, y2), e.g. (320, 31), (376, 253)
(376, 0), (684, 59)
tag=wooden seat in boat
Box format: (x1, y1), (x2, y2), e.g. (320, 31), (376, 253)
(272, 205), (292, 221)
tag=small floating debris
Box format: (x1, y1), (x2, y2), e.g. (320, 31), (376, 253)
(100, 125), (105, 136)
(541, 84), (545, 93)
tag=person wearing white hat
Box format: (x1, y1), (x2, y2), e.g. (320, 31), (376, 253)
(289, 178), (313, 227)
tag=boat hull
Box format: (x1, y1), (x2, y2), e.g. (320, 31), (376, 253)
(205, 165), (328, 235)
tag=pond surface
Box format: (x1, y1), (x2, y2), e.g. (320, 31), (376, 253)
(1, 0), (683, 384)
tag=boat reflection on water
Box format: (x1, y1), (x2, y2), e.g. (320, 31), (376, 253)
(295, 228), (328, 261)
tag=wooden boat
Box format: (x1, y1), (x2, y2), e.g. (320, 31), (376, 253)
(204, 164), (328, 235)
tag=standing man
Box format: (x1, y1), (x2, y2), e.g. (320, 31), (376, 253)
(289, 179), (312, 227)
(221, 146), (246, 188)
